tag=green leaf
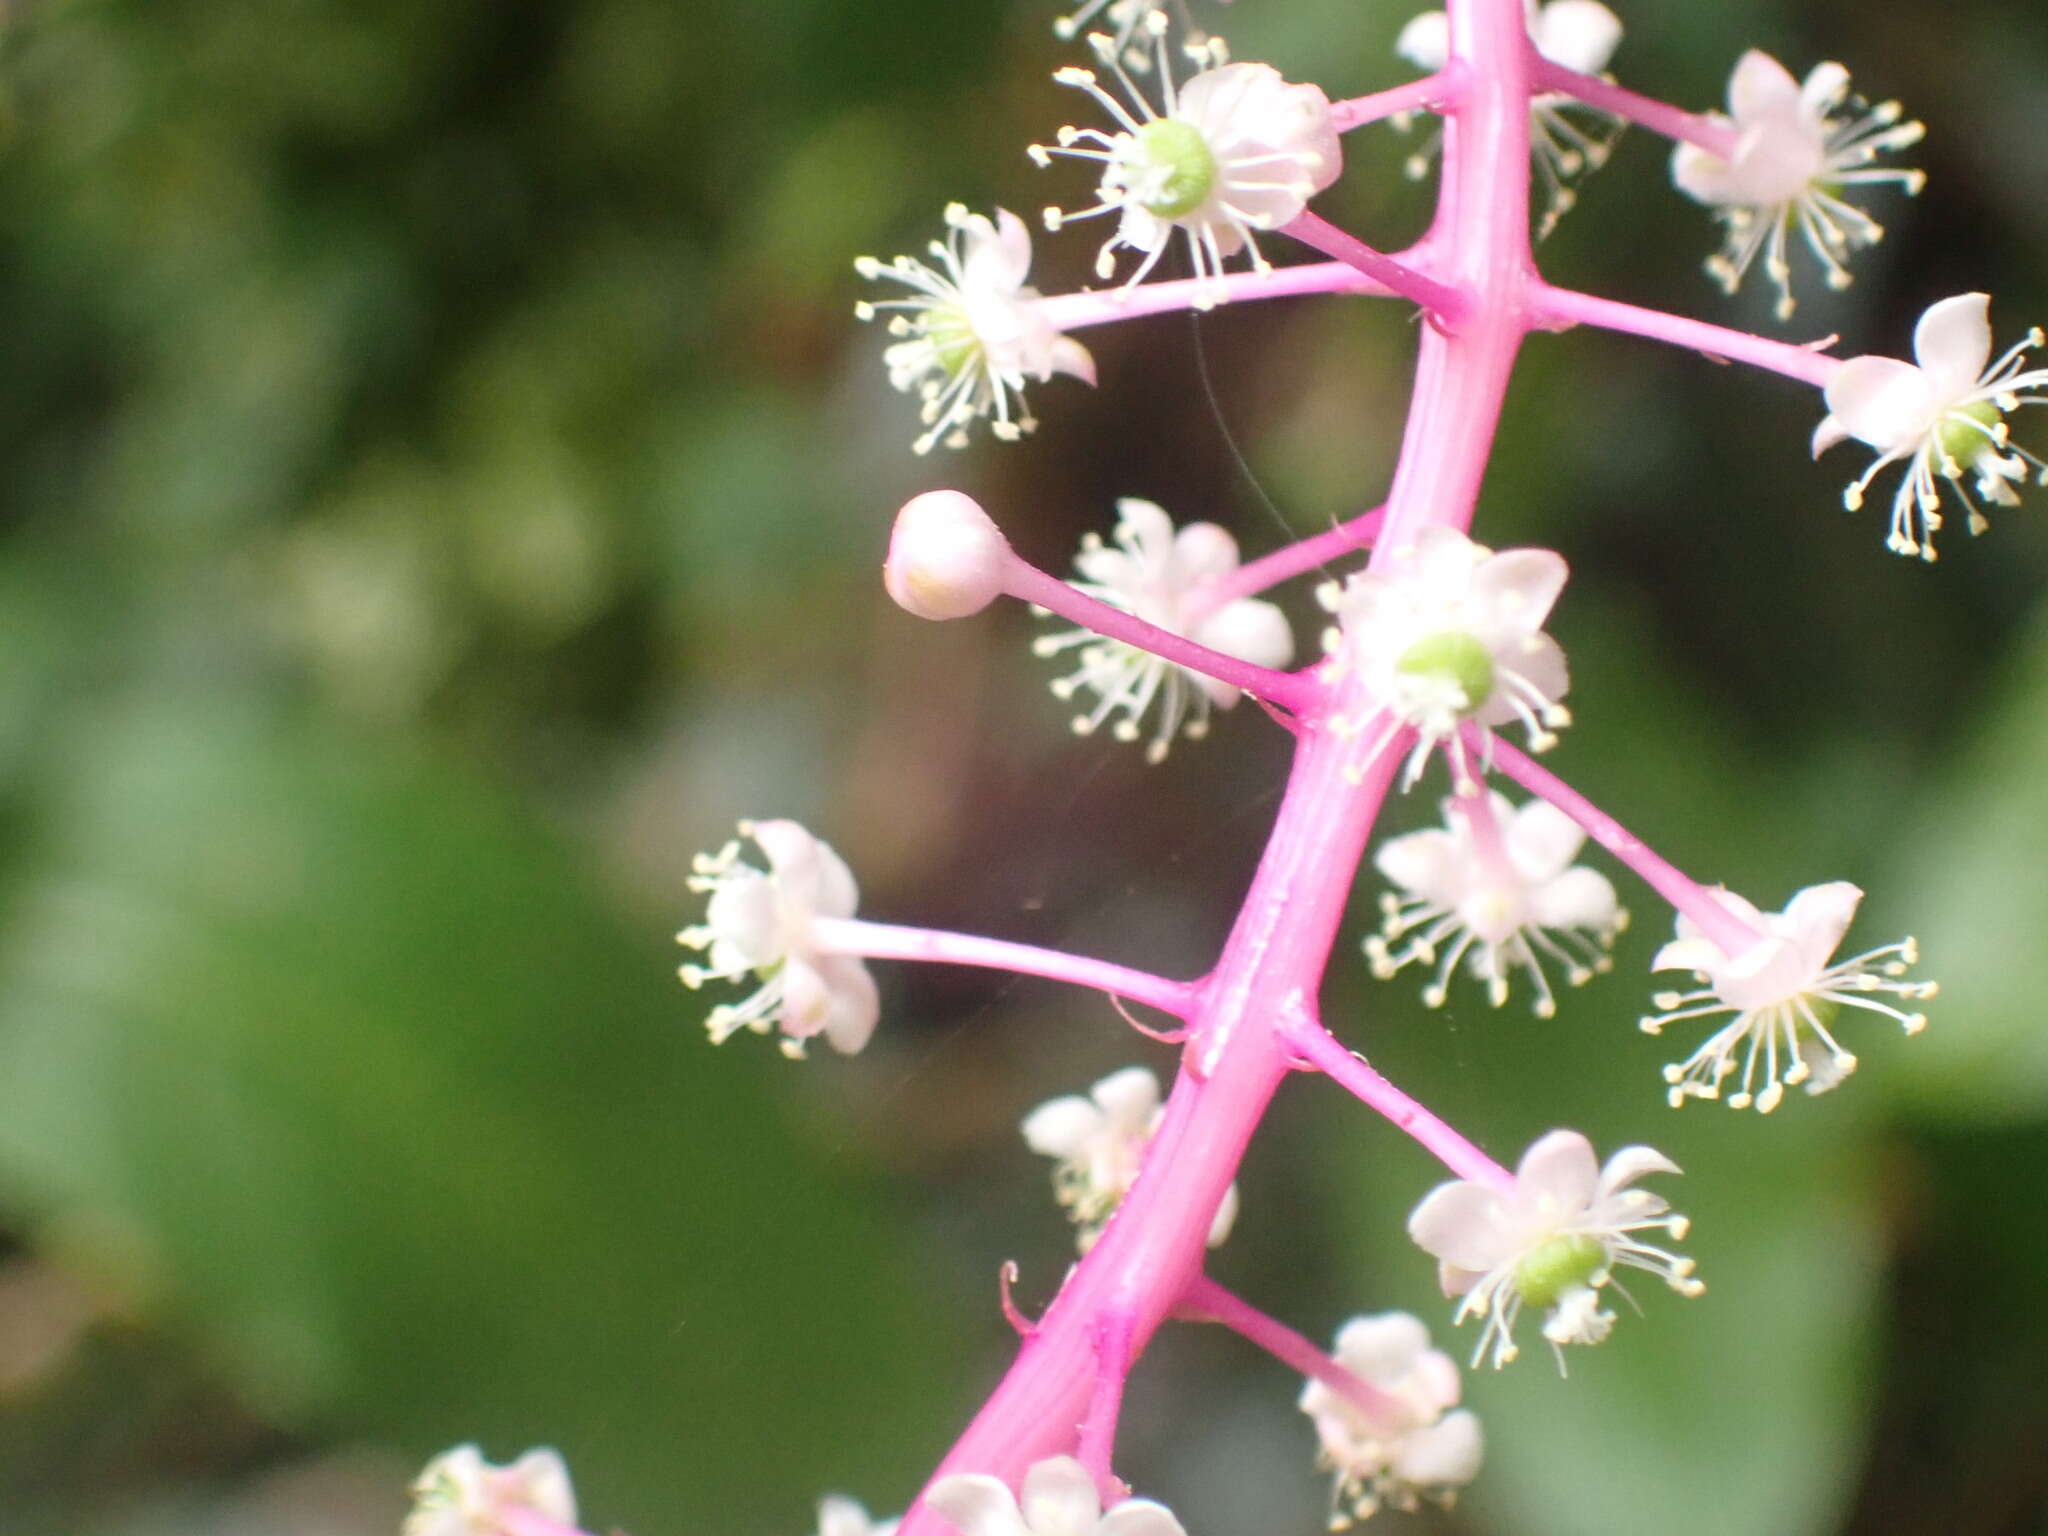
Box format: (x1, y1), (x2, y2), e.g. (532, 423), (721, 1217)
(0, 695), (961, 1530)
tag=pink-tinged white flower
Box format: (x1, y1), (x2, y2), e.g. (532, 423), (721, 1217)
(1672, 51), (1924, 321)
(1395, 1), (1626, 237)
(1407, 1130), (1701, 1370)
(1032, 16), (1341, 297)
(1812, 293), (2048, 561)
(1324, 526), (1571, 789)
(1022, 1066), (1239, 1252)
(856, 204), (1097, 456)
(1643, 881), (1934, 1113)
(1367, 792), (1625, 1017)
(817, 1495), (900, 1536)
(1297, 1312), (1485, 1526)
(404, 1445), (577, 1536)
(1033, 497), (1293, 763)
(678, 819), (880, 1058)
(924, 1455), (1186, 1536)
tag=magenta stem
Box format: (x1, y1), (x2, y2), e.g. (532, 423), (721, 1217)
(1279, 210), (1472, 326)
(1531, 283), (1841, 387)
(1075, 1312), (1136, 1497)
(1280, 1014), (1514, 1192)
(1002, 553), (1318, 712)
(1453, 779), (1513, 878)
(1474, 728), (1767, 957)
(1529, 58), (1739, 157)
(1037, 260), (1393, 333)
(810, 917), (1196, 1018)
(893, 2), (1555, 1523)
(1190, 507), (1387, 617)
(1176, 1274), (1407, 1424)
(1330, 67), (1467, 131)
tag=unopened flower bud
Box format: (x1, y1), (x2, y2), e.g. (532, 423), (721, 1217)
(886, 490), (1011, 620)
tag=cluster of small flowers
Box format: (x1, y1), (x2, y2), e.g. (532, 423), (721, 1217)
(414, 2), (2016, 1532)
(851, 8), (2041, 563)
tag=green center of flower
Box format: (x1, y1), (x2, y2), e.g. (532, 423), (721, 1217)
(924, 303), (981, 378)
(1395, 630), (1496, 710)
(1132, 118), (1217, 219)
(1933, 399), (2002, 471)
(1514, 1232), (1607, 1310)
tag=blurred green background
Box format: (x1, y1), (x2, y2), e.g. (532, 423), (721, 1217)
(0, 0), (2042, 1531)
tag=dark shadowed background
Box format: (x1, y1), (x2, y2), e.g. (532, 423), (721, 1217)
(0, 0), (2042, 1531)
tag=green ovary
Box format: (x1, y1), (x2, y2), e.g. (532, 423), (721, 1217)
(1934, 400), (2002, 469)
(924, 305), (980, 377)
(1395, 630), (1496, 710)
(1514, 1233), (1606, 1310)
(1132, 119), (1217, 219)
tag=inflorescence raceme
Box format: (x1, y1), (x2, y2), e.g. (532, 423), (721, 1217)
(416, 3), (2007, 1532)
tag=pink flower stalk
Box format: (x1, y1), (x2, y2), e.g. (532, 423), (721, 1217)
(657, 0), (1974, 1528)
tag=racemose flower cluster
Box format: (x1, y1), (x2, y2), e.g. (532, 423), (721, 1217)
(414, 3), (2001, 1533)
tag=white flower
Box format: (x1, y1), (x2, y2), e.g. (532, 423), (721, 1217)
(1643, 881), (1934, 1113)
(1032, 497), (1293, 763)
(1408, 1130), (1702, 1370)
(1324, 526), (1571, 789)
(1395, 1), (1626, 237)
(1032, 15), (1341, 297)
(1022, 1066), (1238, 1252)
(856, 204), (1097, 455)
(677, 819), (880, 1058)
(1672, 50), (1924, 321)
(817, 1495), (900, 1536)
(1812, 292), (2048, 561)
(405, 1445), (577, 1536)
(1367, 792), (1624, 1017)
(924, 1455), (1186, 1536)
(1297, 1312), (1484, 1527)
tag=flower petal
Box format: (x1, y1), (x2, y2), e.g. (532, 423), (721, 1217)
(1532, 0), (1623, 76)
(1912, 293), (1994, 400)
(1098, 1501), (1189, 1536)
(923, 1474), (1027, 1536)
(1596, 1144), (1681, 1199)
(1727, 49), (1801, 120)
(750, 818), (822, 888)
(1395, 10), (1451, 71)
(1331, 1310), (1430, 1383)
(1376, 827), (1468, 908)
(1652, 935), (1722, 973)
(813, 837), (862, 920)
(819, 1497), (878, 1536)
(819, 955), (881, 1054)
(1049, 334), (1098, 387)
(1532, 866), (1619, 932)
(1471, 547), (1570, 632)
(1822, 356), (1937, 453)
(1810, 411), (1851, 459)
(1778, 880), (1863, 957)
(1171, 521), (1242, 586)
(1408, 1179), (1515, 1277)
(1021, 1095), (1105, 1159)
(1391, 1407), (1485, 1489)
(1091, 1066), (1163, 1133)
(1505, 796), (1587, 881)
(1515, 1128), (1599, 1212)
(1019, 1456), (1100, 1533)
(1196, 597), (1294, 681)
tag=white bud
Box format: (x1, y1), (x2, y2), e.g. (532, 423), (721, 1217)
(885, 491), (1011, 621)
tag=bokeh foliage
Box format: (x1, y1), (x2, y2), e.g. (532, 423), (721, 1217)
(0, 0), (2042, 1532)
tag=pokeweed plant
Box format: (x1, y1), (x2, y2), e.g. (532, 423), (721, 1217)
(407, 0), (2048, 1531)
